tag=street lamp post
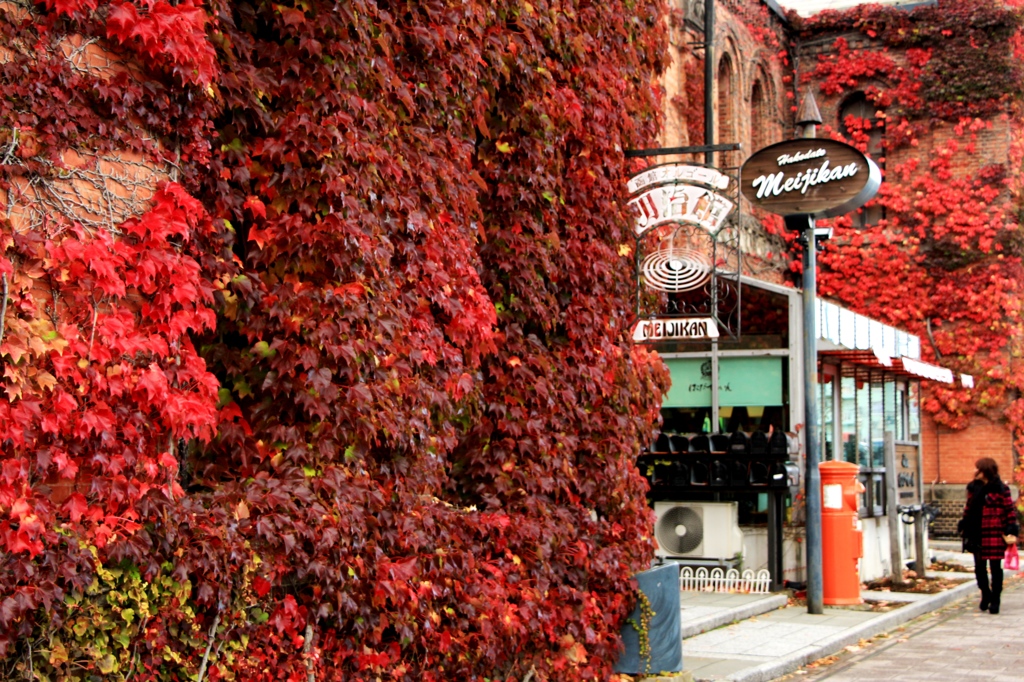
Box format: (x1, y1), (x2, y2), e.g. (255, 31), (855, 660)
(796, 93), (824, 615)
(740, 92), (880, 616)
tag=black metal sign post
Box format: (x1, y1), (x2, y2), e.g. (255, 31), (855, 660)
(804, 219), (822, 614)
(623, 149), (745, 559)
(790, 211), (822, 614)
(741, 91), (881, 613)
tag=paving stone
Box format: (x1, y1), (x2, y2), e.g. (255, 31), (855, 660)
(789, 580), (1024, 682)
(684, 657), (755, 678)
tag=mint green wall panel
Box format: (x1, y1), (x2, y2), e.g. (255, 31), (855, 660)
(663, 357), (783, 408)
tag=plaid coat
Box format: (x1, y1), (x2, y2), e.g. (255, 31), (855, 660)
(961, 481), (1019, 561)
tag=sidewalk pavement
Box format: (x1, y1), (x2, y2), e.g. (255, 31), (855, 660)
(678, 555), (993, 682)
(790, 580), (1024, 681)
(930, 540), (975, 569)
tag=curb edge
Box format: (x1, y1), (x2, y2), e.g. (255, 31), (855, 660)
(720, 580), (976, 682)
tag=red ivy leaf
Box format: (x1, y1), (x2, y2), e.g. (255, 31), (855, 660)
(253, 576), (272, 597)
(243, 196), (267, 219)
(62, 493), (88, 523)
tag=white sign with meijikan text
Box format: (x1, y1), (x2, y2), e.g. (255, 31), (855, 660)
(632, 317), (720, 343)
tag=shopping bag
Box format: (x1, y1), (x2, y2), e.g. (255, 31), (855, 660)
(1005, 544), (1020, 571)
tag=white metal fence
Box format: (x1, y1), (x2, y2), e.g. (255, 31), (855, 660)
(679, 566), (772, 594)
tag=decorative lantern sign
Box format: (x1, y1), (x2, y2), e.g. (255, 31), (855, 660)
(627, 163), (741, 344)
(740, 139), (881, 219)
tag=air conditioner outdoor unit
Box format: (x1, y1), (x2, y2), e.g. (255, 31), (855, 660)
(653, 501), (744, 560)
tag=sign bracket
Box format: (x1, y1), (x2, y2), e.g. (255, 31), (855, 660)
(625, 143), (742, 159)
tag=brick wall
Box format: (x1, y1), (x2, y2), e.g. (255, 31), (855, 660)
(796, 31), (1018, 503)
(661, 6), (788, 154)
(926, 482), (1022, 539)
(0, 36), (168, 235)
(658, 4), (791, 278)
(921, 412), (1014, 485)
(925, 485), (967, 539)
(887, 120), (1012, 177)
(797, 32), (1013, 176)
(928, 499), (963, 538)
(922, 411), (1018, 540)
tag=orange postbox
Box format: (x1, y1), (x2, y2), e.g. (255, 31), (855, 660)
(820, 461), (865, 605)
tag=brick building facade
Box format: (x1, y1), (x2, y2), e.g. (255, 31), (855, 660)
(922, 416), (1015, 537)
(652, 0), (1020, 552)
(792, 15), (1020, 537)
(659, 0), (795, 283)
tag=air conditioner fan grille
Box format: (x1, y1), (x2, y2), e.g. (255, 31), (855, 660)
(655, 506), (703, 555)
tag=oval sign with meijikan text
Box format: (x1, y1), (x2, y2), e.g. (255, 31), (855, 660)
(740, 138), (881, 219)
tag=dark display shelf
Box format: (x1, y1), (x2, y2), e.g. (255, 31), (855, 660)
(636, 430), (797, 493)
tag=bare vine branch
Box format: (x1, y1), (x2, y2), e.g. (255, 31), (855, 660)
(196, 608), (223, 682)
(925, 318), (943, 360)
(1, 127), (18, 166)
(304, 622), (316, 682)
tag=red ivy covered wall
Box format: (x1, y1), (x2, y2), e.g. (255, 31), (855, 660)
(0, 1), (670, 680)
(791, 0), (1024, 486)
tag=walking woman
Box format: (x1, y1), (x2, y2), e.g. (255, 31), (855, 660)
(958, 458), (1019, 614)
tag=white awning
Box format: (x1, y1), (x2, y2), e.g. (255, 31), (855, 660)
(899, 357), (955, 384)
(818, 299), (919, 360)
(817, 298), (970, 385)
(776, 0), (934, 18)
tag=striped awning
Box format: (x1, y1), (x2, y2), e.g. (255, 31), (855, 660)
(819, 350), (957, 384)
(817, 299), (970, 386)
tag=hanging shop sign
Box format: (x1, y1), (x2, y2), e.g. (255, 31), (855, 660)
(628, 164), (731, 194)
(631, 317), (720, 343)
(895, 444), (921, 505)
(629, 183), (734, 236)
(640, 235), (712, 293)
(627, 163), (735, 236)
(626, 162), (742, 344)
(739, 139), (881, 219)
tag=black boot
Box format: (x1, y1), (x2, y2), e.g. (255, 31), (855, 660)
(975, 555), (992, 610)
(989, 560), (1004, 614)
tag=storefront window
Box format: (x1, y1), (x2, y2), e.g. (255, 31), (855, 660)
(722, 405), (770, 432)
(662, 357), (784, 409)
(729, 285), (790, 350)
(872, 474), (886, 516)
(883, 379), (896, 439)
(857, 378), (871, 466)
(871, 374), (885, 467)
(841, 376), (857, 463)
(661, 407), (711, 434)
(820, 361), (923, 517)
(820, 375), (834, 460)
(909, 381), (921, 441)
(895, 381), (907, 441)
(660, 404), (783, 435)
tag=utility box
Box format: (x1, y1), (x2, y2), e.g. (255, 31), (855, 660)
(820, 461), (865, 605)
(614, 563), (683, 675)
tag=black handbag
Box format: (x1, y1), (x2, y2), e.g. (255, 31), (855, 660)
(958, 518), (979, 554)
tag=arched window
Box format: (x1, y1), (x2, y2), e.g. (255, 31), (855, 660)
(750, 79), (766, 153)
(717, 54), (736, 167)
(840, 93), (883, 156)
(840, 93), (884, 227)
